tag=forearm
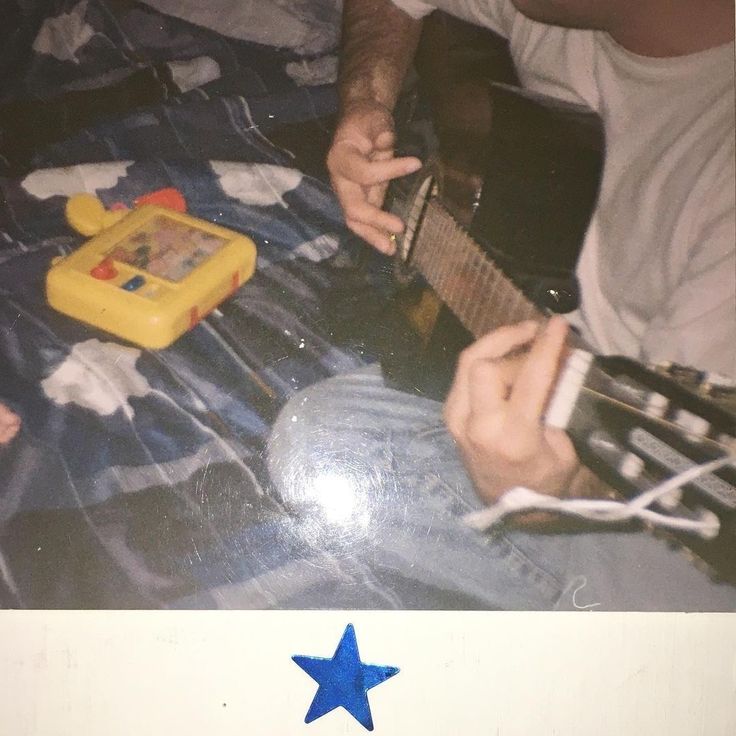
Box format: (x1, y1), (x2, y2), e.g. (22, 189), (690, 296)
(339, 0), (423, 113)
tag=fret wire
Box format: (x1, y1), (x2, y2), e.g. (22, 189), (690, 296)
(429, 211), (453, 299)
(466, 249), (494, 337)
(504, 282), (526, 325)
(473, 259), (496, 336)
(418, 207), (443, 282)
(435, 214), (465, 325)
(462, 248), (485, 337)
(435, 210), (460, 295)
(477, 257), (503, 335)
(448, 220), (488, 334)
(444, 209), (485, 331)
(443, 226), (471, 318)
(497, 268), (517, 319)
(451, 233), (474, 321)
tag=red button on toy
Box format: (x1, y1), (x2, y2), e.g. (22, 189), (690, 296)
(90, 258), (117, 280)
(134, 187), (187, 212)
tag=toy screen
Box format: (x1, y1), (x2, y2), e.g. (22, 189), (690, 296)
(106, 215), (228, 282)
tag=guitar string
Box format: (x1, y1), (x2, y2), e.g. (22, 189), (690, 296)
(469, 248), (492, 333)
(454, 237), (477, 322)
(464, 247), (485, 329)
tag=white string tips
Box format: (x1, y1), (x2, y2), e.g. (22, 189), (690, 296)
(463, 453), (736, 540)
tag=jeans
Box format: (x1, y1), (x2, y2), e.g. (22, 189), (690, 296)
(266, 365), (736, 610)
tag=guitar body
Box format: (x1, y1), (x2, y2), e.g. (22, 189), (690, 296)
(386, 14), (604, 398)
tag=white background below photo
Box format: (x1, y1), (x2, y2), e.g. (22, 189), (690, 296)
(1, 611), (734, 735)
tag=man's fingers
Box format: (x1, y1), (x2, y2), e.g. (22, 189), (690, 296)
(331, 142), (421, 186)
(371, 140), (395, 161)
(345, 218), (397, 254)
(336, 181), (404, 234)
(373, 128), (395, 150)
(544, 426), (578, 469)
(457, 321), (539, 365)
(365, 183), (389, 208)
(509, 315), (569, 423)
(450, 358), (509, 446)
(444, 322), (536, 438)
(354, 155), (422, 186)
(465, 350), (525, 418)
(443, 372), (472, 442)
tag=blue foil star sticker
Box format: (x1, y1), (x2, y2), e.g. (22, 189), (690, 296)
(292, 624), (399, 731)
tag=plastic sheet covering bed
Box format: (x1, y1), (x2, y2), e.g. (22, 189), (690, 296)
(0, 0), (428, 608)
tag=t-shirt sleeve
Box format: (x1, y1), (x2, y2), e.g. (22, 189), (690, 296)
(389, 0), (516, 37)
(389, 0), (437, 18)
(640, 174), (736, 379)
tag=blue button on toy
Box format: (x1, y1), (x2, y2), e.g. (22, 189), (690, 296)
(122, 275), (145, 291)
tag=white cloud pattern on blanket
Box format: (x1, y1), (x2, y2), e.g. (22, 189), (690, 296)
(41, 340), (152, 419)
(21, 162), (131, 199)
(293, 234), (340, 262)
(32, 0), (95, 64)
(166, 56), (222, 92)
(211, 162), (303, 207)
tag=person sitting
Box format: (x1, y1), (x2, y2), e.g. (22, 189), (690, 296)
(265, 0), (736, 610)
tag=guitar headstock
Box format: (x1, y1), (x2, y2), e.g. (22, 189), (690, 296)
(652, 362), (736, 418)
(547, 350), (736, 581)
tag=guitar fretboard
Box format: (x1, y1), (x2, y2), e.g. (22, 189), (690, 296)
(410, 201), (542, 337)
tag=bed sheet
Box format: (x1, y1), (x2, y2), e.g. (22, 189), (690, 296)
(0, 0), (434, 608)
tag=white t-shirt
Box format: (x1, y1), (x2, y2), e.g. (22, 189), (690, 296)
(393, 0), (736, 378)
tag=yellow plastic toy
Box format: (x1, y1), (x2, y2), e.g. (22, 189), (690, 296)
(47, 196), (257, 349)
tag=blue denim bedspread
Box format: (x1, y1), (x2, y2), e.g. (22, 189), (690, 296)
(0, 0), (429, 608)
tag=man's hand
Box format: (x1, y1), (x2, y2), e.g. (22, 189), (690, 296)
(327, 100), (422, 254)
(444, 317), (580, 505)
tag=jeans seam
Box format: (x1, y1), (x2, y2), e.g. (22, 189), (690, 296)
(485, 532), (565, 603)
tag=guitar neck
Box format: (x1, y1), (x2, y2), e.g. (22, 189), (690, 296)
(410, 200), (543, 336)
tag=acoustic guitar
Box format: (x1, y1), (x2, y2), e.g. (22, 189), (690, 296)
(383, 13), (736, 582)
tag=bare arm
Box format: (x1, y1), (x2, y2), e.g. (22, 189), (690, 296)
(339, 0), (422, 112)
(327, 1), (424, 253)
